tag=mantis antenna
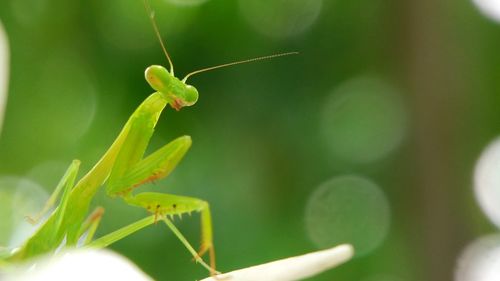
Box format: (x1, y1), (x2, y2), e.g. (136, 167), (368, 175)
(144, 0), (175, 75)
(182, 52), (299, 83)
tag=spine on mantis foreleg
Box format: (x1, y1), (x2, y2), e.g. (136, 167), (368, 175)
(11, 92), (168, 260)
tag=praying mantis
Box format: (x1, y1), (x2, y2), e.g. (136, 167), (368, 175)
(0, 0), (297, 276)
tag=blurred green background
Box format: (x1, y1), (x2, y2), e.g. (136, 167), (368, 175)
(1, 0), (500, 280)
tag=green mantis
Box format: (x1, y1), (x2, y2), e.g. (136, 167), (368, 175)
(0, 0), (297, 276)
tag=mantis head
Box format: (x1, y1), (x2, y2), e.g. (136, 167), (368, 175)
(145, 65), (199, 111)
(142, 0), (297, 112)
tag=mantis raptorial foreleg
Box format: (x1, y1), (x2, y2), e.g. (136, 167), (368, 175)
(106, 135), (192, 196)
(105, 94), (167, 196)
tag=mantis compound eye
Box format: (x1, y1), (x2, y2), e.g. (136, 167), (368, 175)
(183, 85), (199, 106)
(145, 65), (172, 92)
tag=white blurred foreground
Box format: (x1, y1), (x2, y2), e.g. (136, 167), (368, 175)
(3, 249), (152, 281)
(201, 244), (354, 281)
(0, 19), (9, 136)
(455, 234), (500, 281)
(3, 244), (353, 281)
(473, 137), (500, 228)
(473, 0), (500, 23)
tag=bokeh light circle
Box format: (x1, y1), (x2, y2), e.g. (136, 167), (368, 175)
(26, 161), (70, 191)
(305, 175), (390, 257)
(472, 0), (500, 23)
(474, 137), (500, 228)
(97, 1), (154, 50)
(10, 0), (48, 26)
(97, 1), (194, 51)
(32, 49), (97, 146)
(320, 76), (407, 164)
(455, 234), (500, 281)
(238, 0), (323, 39)
(0, 177), (48, 249)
